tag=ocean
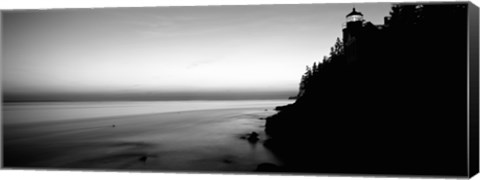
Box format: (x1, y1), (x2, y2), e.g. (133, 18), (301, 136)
(3, 100), (293, 171)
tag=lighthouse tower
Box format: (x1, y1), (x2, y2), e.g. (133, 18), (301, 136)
(342, 8), (364, 64)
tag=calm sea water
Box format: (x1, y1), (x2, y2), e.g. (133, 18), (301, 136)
(3, 100), (294, 124)
(3, 100), (294, 171)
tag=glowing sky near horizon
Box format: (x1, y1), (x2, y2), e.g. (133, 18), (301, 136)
(3, 3), (391, 100)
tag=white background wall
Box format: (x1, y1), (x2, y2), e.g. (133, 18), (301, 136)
(1, 0), (478, 180)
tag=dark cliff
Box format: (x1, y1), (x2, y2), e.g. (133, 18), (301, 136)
(263, 3), (469, 176)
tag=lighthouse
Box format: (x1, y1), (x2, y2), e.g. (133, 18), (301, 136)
(342, 8), (365, 64)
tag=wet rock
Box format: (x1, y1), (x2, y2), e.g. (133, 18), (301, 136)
(239, 132), (260, 143)
(139, 155), (148, 162)
(256, 163), (283, 172)
(222, 159), (233, 164)
(247, 132), (259, 143)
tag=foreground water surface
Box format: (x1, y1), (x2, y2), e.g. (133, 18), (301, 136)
(3, 100), (293, 172)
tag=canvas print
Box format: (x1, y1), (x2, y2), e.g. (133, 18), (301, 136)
(2, 1), (479, 178)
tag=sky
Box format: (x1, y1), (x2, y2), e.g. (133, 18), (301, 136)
(2, 3), (391, 101)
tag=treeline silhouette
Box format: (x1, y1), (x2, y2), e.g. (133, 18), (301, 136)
(263, 3), (469, 176)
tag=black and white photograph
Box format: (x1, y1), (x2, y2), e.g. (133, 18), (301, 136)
(1, 0), (479, 179)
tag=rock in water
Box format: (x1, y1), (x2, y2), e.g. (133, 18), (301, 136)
(256, 163), (282, 172)
(247, 132), (259, 143)
(139, 155), (148, 162)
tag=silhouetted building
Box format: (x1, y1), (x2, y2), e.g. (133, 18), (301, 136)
(342, 8), (385, 65)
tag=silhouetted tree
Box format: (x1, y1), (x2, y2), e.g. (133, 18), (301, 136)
(264, 3), (469, 176)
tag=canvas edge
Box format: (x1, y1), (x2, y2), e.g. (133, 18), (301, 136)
(468, 1), (479, 178)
